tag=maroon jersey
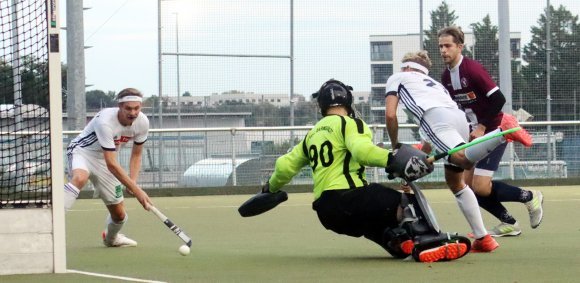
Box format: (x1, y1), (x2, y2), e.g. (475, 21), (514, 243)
(441, 56), (502, 131)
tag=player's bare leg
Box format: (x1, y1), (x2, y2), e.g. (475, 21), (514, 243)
(102, 202), (137, 247)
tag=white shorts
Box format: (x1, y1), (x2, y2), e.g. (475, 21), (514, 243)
(419, 107), (469, 164)
(67, 149), (124, 205)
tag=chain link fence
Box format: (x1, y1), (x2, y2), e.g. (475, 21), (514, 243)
(61, 121), (580, 189)
(100, 0), (580, 189)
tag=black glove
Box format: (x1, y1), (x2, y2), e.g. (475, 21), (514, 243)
(386, 143), (434, 182)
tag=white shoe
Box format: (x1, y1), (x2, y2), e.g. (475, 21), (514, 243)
(489, 222), (522, 237)
(102, 231), (138, 247)
(525, 190), (544, 229)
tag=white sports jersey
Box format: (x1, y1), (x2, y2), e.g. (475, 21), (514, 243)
(67, 108), (149, 154)
(385, 71), (458, 124)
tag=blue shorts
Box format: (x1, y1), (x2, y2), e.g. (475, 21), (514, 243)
(475, 142), (507, 172)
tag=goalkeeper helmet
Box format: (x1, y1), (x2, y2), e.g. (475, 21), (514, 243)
(312, 79), (354, 117)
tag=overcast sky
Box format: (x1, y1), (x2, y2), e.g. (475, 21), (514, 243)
(59, 0), (579, 98)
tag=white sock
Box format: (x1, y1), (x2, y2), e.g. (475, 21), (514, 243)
(64, 183), (80, 211)
(465, 128), (504, 163)
(455, 186), (487, 239)
(105, 213), (128, 242)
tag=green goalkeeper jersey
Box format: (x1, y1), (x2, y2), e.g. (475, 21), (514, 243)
(268, 115), (391, 200)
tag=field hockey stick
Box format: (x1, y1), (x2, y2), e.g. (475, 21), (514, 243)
(150, 206), (193, 247)
(427, 127), (521, 163)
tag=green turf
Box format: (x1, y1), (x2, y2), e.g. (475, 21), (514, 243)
(3, 185), (580, 282)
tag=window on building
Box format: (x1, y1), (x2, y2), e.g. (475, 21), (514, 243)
(370, 41), (392, 61)
(277, 99), (281, 102)
(510, 38), (521, 58)
(371, 64), (393, 84)
(371, 87), (386, 104)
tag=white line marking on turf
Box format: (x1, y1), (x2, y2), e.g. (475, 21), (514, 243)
(68, 269), (167, 283)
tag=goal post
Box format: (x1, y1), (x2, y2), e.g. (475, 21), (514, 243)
(48, 0), (66, 274)
(0, 0), (65, 275)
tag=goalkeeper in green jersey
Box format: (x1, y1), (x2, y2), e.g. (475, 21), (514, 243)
(259, 79), (469, 262)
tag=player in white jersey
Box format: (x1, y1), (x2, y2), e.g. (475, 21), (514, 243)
(384, 51), (518, 252)
(64, 88), (153, 248)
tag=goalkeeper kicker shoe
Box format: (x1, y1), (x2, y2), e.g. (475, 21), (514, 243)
(102, 231), (138, 247)
(500, 113), (533, 147)
(471, 234), (499, 253)
(418, 242), (469, 263)
(400, 239), (414, 255)
(526, 190), (544, 229)
(489, 222), (522, 237)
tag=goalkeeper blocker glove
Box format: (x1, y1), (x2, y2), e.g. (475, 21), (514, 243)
(386, 143), (434, 182)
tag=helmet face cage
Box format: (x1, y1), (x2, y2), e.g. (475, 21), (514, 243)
(313, 79), (354, 117)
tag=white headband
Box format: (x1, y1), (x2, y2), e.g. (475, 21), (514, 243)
(117, 95), (143, 103)
(401, 62), (429, 75)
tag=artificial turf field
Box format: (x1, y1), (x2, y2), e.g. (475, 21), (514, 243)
(3, 185), (580, 283)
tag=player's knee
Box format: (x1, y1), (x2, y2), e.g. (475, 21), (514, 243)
(70, 170), (89, 189)
(471, 179), (493, 196)
(108, 204), (127, 223)
(444, 166), (466, 191)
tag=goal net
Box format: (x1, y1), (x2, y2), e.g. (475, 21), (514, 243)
(0, 0), (65, 275)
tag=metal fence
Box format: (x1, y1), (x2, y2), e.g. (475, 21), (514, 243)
(155, 0), (580, 126)
(61, 121), (580, 189)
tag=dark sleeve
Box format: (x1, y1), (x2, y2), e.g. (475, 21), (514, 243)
(479, 89), (506, 124)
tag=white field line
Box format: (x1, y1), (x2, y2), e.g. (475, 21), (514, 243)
(68, 269), (167, 283)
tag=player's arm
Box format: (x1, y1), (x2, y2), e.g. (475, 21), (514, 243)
(471, 62), (505, 137)
(345, 119), (390, 168)
(129, 142), (144, 182)
(479, 89), (505, 125)
(267, 139), (310, 192)
(129, 116), (149, 183)
(103, 150), (152, 210)
(385, 92), (400, 148)
(471, 90), (505, 139)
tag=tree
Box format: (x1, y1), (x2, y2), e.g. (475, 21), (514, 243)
(1, 58), (68, 110)
(0, 56), (49, 108)
(182, 91), (191, 97)
(521, 5), (580, 120)
(61, 63), (68, 111)
(86, 89), (116, 110)
(470, 15), (499, 82)
(144, 95), (160, 112)
(423, 1), (458, 81)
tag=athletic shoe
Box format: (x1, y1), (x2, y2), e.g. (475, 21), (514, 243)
(489, 222), (522, 237)
(418, 242), (469, 263)
(400, 239), (414, 255)
(500, 113), (533, 147)
(525, 190), (544, 229)
(102, 231), (138, 247)
(471, 234), (499, 253)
